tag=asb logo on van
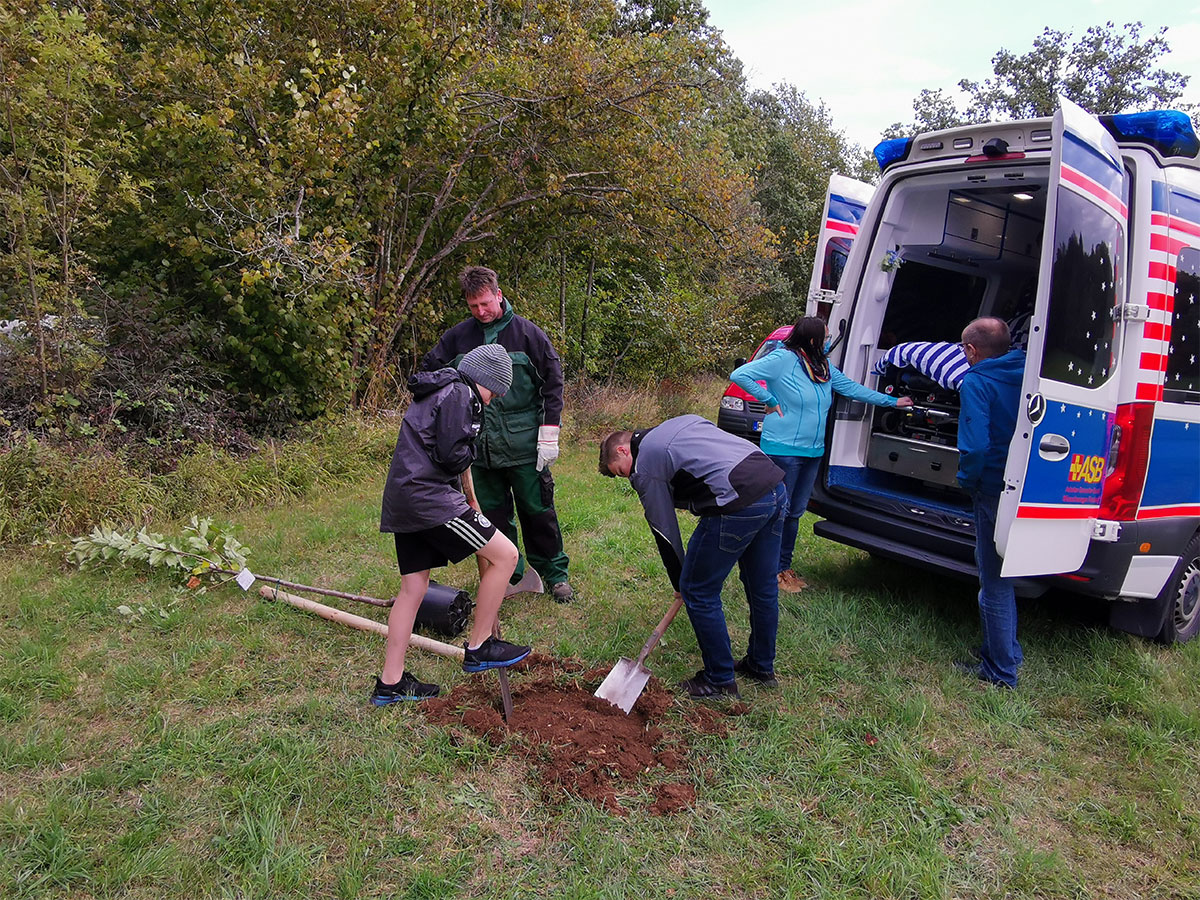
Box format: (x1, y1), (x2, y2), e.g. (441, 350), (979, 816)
(1020, 401), (1114, 509)
(1068, 453), (1106, 484)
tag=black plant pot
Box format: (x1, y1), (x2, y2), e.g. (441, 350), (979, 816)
(414, 581), (473, 637)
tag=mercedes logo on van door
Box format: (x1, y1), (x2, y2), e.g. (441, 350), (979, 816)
(1028, 393), (1046, 426)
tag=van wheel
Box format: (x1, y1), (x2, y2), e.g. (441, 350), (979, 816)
(1156, 533), (1200, 645)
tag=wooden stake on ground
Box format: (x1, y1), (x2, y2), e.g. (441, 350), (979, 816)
(260, 585), (464, 660)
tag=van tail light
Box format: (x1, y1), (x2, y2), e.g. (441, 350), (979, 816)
(1098, 402), (1155, 520)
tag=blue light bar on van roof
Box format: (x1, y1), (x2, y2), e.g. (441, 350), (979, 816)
(1099, 110), (1199, 159)
(873, 138), (912, 171)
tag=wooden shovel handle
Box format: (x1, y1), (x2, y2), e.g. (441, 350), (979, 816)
(634, 595), (685, 668)
(461, 467), (481, 512)
(461, 468), (488, 583)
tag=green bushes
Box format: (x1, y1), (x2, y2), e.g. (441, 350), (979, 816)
(0, 438), (157, 543)
(1, 377), (727, 544)
(0, 419), (396, 544)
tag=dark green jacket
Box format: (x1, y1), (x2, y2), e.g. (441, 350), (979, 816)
(421, 302), (563, 468)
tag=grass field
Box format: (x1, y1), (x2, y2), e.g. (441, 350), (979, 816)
(3, 400), (1200, 898)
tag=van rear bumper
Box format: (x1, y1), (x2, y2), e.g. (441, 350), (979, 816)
(812, 518), (1048, 598)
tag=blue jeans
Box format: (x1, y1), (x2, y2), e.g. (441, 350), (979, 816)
(768, 454), (821, 572)
(973, 493), (1022, 687)
(679, 482), (787, 685)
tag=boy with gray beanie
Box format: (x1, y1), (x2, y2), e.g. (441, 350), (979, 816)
(373, 344), (531, 705)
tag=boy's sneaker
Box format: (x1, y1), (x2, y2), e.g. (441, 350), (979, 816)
(679, 670), (740, 700)
(734, 657), (779, 688)
(462, 636), (532, 673)
(370, 672), (440, 706)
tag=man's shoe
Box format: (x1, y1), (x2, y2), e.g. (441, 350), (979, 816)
(551, 581), (574, 604)
(734, 657), (778, 688)
(777, 569), (807, 593)
(952, 659), (1013, 690)
(370, 672), (440, 706)
(968, 645), (1024, 668)
(679, 670), (740, 700)
(462, 636), (532, 673)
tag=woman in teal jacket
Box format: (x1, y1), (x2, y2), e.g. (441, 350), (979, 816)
(730, 317), (912, 593)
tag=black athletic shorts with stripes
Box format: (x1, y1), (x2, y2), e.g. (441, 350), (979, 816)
(393, 509), (497, 575)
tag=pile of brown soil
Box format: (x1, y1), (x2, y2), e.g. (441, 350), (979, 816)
(422, 654), (746, 816)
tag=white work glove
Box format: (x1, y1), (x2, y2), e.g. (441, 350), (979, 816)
(535, 425), (560, 471)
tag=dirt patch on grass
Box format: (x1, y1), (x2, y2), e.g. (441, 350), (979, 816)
(422, 654), (746, 816)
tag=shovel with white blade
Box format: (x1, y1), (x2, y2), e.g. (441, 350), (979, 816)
(594, 595), (684, 713)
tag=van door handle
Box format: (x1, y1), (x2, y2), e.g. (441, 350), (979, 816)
(1038, 433), (1070, 461)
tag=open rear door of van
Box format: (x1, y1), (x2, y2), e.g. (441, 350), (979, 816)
(806, 174), (875, 321)
(997, 98), (1128, 577)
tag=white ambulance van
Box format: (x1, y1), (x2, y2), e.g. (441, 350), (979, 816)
(804, 99), (1200, 643)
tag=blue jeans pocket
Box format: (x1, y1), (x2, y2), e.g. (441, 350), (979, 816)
(718, 512), (771, 553)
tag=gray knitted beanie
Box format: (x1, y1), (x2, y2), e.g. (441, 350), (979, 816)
(458, 344), (513, 396)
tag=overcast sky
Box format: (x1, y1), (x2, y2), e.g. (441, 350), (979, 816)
(701, 0), (1200, 150)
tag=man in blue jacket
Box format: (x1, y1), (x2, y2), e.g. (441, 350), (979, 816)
(956, 317), (1026, 689)
(599, 415), (786, 698)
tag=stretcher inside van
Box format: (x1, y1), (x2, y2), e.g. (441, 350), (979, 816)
(804, 98), (1200, 643)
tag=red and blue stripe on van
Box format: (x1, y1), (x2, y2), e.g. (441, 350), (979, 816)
(1135, 182), (1200, 520)
(825, 193), (865, 236)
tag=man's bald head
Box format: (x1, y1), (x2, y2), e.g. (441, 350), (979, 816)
(961, 317), (1011, 364)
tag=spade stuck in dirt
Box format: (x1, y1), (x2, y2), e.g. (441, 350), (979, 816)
(595, 595), (684, 713)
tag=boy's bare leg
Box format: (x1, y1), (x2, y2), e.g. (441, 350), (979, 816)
(467, 532), (519, 648)
(380, 569), (431, 683)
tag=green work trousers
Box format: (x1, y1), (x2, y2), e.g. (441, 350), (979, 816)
(471, 463), (570, 585)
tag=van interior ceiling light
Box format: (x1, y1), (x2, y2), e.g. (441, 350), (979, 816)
(1012, 192), (1034, 201)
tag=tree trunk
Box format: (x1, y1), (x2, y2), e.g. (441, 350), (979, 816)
(580, 253), (594, 373)
(558, 247), (567, 337)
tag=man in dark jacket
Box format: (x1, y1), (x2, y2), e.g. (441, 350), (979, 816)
(599, 415), (787, 698)
(956, 317), (1026, 689)
(422, 266), (573, 602)
(373, 345), (531, 706)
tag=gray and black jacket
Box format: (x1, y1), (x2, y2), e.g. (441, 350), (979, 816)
(380, 368), (483, 533)
(629, 415), (784, 590)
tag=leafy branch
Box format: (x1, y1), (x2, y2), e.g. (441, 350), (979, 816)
(67, 516), (394, 610)
(66, 515), (251, 590)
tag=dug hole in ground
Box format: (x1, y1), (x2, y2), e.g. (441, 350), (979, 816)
(420, 653), (747, 817)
